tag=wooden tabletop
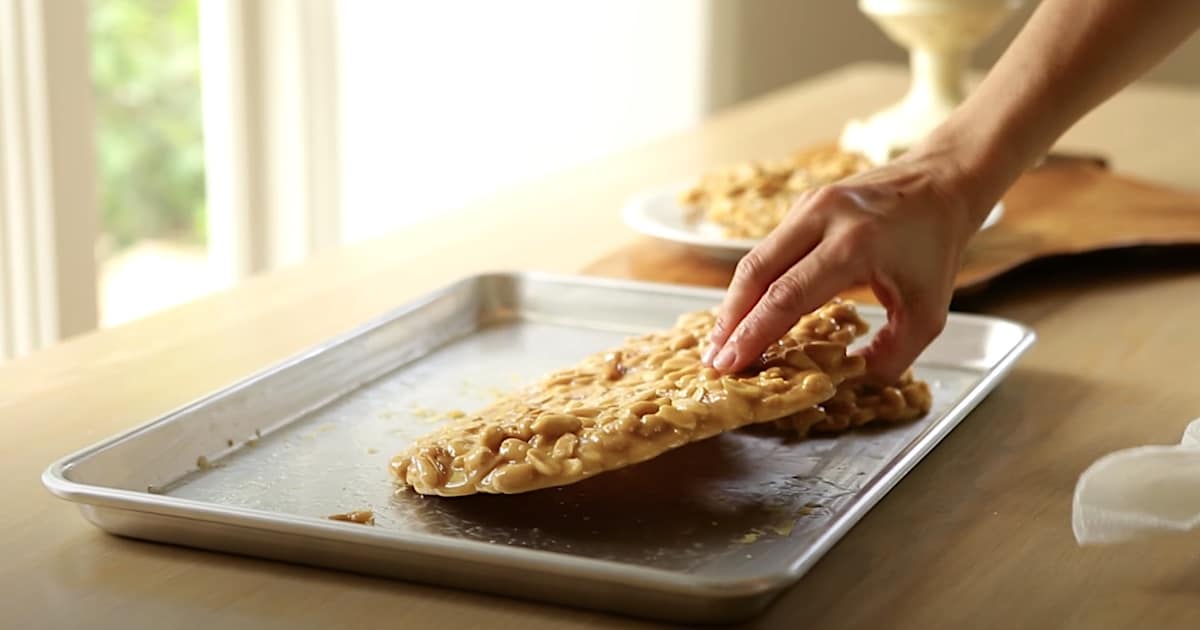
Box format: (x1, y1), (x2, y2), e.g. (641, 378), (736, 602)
(5, 63), (1200, 630)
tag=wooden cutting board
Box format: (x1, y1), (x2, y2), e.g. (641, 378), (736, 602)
(584, 158), (1200, 303)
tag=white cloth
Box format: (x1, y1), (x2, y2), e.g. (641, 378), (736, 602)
(1073, 418), (1200, 545)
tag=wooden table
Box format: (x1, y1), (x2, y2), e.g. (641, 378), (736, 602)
(5, 63), (1200, 630)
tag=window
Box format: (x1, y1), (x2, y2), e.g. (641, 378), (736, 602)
(0, 0), (717, 360)
(91, 0), (215, 327)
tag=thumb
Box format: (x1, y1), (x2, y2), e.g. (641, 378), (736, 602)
(858, 280), (947, 383)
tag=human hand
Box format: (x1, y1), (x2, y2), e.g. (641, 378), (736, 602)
(702, 146), (992, 383)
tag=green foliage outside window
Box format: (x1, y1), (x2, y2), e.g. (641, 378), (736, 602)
(91, 0), (205, 251)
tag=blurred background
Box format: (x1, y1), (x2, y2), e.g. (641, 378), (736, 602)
(3, 0), (1199, 361)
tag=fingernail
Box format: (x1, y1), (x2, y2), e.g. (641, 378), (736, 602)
(701, 345), (718, 366)
(713, 345), (736, 371)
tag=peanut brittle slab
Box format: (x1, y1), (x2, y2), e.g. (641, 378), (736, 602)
(391, 301), (869, 496)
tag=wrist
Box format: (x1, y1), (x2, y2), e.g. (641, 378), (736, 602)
(903, 117), (1024, 230)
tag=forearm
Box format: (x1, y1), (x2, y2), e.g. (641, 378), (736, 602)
(920, 0), (1200, 222)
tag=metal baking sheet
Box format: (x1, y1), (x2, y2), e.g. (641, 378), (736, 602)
(43, 272), (1035, 624)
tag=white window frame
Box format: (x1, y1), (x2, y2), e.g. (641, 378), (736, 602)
(0, 0), (98, 359)
(0, 0), (341, 360)
(199, 0), (342, 285)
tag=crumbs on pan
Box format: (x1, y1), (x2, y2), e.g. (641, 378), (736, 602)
(796, 501), (823, 517)
(735, 532), (761, 544)
(768, 520), (796, 537)
(733, 505), (823, 544)
(327, 510), (375, 525)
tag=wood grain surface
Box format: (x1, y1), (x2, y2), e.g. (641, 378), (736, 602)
(5, 64), (1200, 630)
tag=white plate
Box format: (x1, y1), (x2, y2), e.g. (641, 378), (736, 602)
(623, 184), (1005, 262)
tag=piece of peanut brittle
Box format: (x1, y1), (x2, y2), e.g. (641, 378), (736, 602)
(770, 370), (933, 438)
(765, 304), (934, 437)
(391, 301), (869, 496)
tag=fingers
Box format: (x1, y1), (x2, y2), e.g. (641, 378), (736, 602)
(710, 240), (858, 373)
(858, 281), (948, 383)
(703, 177), (954, 382)
(706, 207), (824, 359)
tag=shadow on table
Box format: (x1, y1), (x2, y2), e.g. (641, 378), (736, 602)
(955, 244), (1200, 313)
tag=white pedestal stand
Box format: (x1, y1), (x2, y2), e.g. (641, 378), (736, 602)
(840, 0), (1022, 165)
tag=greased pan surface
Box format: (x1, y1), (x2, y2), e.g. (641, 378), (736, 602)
(44, 273), (1035, 624)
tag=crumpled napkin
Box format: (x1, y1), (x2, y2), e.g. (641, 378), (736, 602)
(1073, 418), (1200, 545)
